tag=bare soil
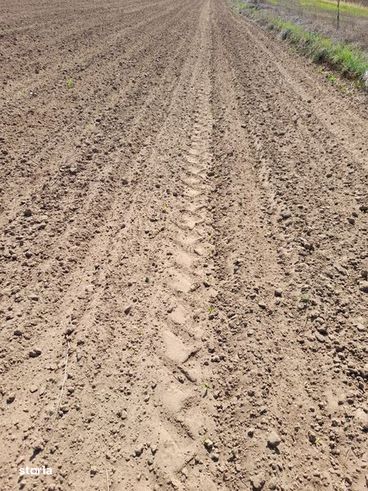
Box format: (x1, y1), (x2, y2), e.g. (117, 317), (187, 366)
(0, 0), (367, 490)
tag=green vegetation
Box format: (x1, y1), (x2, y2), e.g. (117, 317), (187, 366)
(300, 0), (368, 17)
(66, 78), (74, 89)
(253, 0), (368, 16)
(300, 292), (310, 304)
(235, 1), (368, 83)
(271, 17), (368, 78)
(326, 72), (338, 83)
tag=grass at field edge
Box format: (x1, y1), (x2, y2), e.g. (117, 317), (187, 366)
(234, 0), (368, 86)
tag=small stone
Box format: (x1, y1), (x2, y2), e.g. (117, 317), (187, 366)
(134, 446), (144, 457)
(31, 441), (44, 457)
(280, 209), (292, 220)
(124, 305), (132, 315)
(251, 473), (265, 490)
(204, 439), (214, 452)
(64, 326), (74, 336)
(117, 409), (127, 420)
(90, 466), (97, 476)
(359, 281), (368, 293)
(355, 408), (368, 431)
(345, 475), (352, 485)
(228, 449), (237, 462)
(308, 431), (317, 444)
(316, 325), (328, 335)
(24, 209), (32, 217)
(274, 288), (283, 297)
(6, 394), (15, 404)
(355, 322), (365, 332)
(267, 430), (281, 449)
(29, 349), (42, 358)
(247, 427), (255, 437)
(315, 332), (326, 343)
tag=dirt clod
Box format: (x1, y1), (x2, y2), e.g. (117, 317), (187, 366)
(267, 430), (281, 449)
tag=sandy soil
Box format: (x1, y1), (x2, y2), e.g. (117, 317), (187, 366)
(0, 0), (367, 489)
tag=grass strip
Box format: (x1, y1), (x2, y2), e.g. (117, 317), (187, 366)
(235, 1), (368, 84)
(299, 0), (368, 18)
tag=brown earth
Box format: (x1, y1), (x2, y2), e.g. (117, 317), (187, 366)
(0, 0), (367, 490)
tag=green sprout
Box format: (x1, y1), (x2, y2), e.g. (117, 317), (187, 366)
(66, 78), (74, 89)
(202, 381), (211, 397)
(301, 293), (310, 304)
(327, 73), (337, 85)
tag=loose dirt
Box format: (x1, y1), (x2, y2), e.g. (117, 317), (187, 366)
(0, 0), (367, 490)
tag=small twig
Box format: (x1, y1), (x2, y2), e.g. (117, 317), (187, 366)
(105, 469), (110, 491)
(42, 340), (70, 453)
(54, 341), (70, 421)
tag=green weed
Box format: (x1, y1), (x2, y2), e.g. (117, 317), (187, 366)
(300, 0), (368, 17)
(326, 72), (337, 84)
(202, 381), (211, 397)
(300, 293), (310, 303)
(66, 78), (74, 89)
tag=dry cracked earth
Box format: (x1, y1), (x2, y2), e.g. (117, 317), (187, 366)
(0, 0), (368, 489)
